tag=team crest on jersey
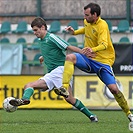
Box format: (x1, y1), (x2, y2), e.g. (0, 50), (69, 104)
(92, 29), (96, 34)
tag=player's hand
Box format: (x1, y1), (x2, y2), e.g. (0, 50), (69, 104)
(82, 47), (96, 58)
(65, 26), (74, 34)
(39, 56), (44, 64)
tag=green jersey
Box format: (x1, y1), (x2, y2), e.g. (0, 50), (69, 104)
(39, 32), (70, 72)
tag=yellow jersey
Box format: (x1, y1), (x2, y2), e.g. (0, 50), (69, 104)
(74, 17), (115, 66)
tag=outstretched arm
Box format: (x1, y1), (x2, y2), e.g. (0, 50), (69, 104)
(65, 26), (85, 35)
(67, 45), (82, 53)
(67, 46), (96, 58)
(65, 26), (75, 35)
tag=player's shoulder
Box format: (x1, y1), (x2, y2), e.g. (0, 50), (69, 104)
(99, 18), (108, 28)
(49, 32), (58, 39)
(98, 17), (106, 24)
(101, 18), (107, 24)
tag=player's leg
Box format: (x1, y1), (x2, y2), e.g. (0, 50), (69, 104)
(51, 66), (97, 121)
(99, 67), (133, 121)
(65, 86), (98, 122)
(61, 53), (76, 90)
(9, 79), (48, 106)
(54, 54), (75, 97)
(54, 53), (90, 96)
(107, 84), (133, 121)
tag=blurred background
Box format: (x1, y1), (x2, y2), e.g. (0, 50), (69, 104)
(0, 0), (133, 109)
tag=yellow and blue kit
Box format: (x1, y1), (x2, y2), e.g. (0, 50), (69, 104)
(73, 17), (116, 85)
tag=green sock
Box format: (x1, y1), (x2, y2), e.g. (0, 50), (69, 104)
(22, 87), (34, 100)
(74, 99), (94, 117)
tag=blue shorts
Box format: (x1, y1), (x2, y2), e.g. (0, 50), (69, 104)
(74, 53), (116, 86)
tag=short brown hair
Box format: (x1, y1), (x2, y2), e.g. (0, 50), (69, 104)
(31, 17), (47, 30)
(84, 3), (101, 17)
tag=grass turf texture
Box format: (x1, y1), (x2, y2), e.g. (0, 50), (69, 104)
(0, 109), (131, 133)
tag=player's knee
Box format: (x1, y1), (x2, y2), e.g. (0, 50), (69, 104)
(108, 84), (119, 94)
(66, 54), (76, 62)
(110, 87), (119, 94)
(24, 83), (33, 90)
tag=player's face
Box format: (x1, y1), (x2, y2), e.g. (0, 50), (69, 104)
(84, 8), (95, 23)
(32, 26), (46, 39)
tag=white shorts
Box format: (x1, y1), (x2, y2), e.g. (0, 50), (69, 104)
(39, 66), (73, 91)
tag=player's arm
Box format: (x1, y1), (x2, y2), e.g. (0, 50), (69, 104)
(92, 25), (108, 52)
(74, 27), (85, 35)
(67, 45), (82, 54)
(91, 43), (107, 52)
(82, 42), (106, 58)
(65, 26), (85, 35)
(49, 33), (82, 53)
(49, 33), (94, 57)
(67, 46), (95, 58)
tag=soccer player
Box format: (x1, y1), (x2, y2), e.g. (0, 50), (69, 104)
(54, 3), (133, 122)
(9, 17), (98, 122)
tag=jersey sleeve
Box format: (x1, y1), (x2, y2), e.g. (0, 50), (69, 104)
(74, 27), (85, 35)
(92, 23), (108, 52)
(49, 33), (70, 50)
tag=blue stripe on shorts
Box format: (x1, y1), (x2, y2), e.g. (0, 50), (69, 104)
(74, 53), (116, 86)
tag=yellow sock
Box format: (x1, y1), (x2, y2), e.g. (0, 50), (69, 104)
(113, 91), (131, 116)
(63, 61), (74, 90)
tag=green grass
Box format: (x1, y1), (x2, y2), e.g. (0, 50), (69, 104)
(0, 109), (131, 133)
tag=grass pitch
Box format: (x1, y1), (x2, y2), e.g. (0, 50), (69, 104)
(0, 109), (131, 133)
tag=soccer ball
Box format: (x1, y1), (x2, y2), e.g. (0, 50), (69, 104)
(3, 97), (17, 112)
